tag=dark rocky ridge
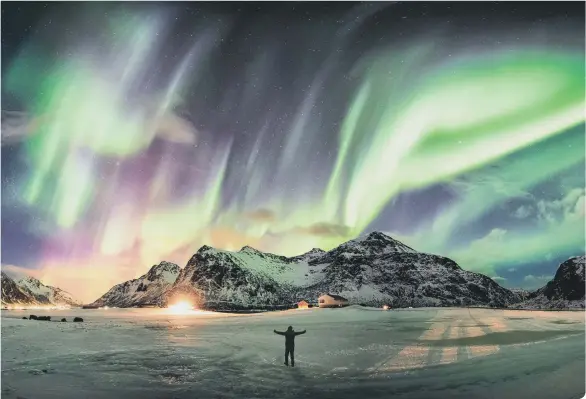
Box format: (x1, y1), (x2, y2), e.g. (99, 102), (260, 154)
(511, 256), (585, 310)
(537, 256), (585, 301)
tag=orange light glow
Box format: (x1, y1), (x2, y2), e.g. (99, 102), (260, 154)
(383, 305), (390, 310)
(167, 301), (195, 314)
(297, 300), (309, 309)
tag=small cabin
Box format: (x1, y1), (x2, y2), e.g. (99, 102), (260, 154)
(318, 294), (349, 308)
(297, 300), (309, 309)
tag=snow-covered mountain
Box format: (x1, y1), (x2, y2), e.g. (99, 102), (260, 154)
(162, 232), (518, 309)
(165, 244), (300, 308)
(1, 272), (80, 307)
(1, 272), (32, 306)
(16, 276), (79, 306)
(89, 261), (181, 307)
(511, 256), (585, 310)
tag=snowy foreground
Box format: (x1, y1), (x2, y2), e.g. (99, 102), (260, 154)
(1, 307), (585, 399)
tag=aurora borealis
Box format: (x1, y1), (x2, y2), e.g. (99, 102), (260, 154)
(2, 2), (584, 302)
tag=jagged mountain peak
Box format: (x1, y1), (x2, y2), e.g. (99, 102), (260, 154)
(17, 275), (41, 285)
(240, 245), (261, 253)
(150, 261), (181, 272)
(360, 231), (411, 246)
(289, 247), (327, 263)
(145, 261), (181, 283)
(555, 255), (585, 279)
(302, 248), (326, 257)
(365, 231), (392, 240)
(333, 231), (417, 255)
(306, 248), (326, 254)
(197, 245), (217, 254)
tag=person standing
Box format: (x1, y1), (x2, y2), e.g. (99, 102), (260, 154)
(274, 326), (306, 367)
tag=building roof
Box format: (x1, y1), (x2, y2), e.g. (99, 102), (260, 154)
(321, 293), (348, 301)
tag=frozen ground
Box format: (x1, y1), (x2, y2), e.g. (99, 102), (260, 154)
(1, 307), (584, 399)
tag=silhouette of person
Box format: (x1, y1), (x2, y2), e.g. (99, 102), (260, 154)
(274, 326), (306, 367)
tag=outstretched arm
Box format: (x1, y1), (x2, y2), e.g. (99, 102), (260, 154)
(274, 330), (285, 335)
(295, 330), (307, 336)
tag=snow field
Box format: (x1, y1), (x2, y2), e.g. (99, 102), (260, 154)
(1, 307), (584, 399)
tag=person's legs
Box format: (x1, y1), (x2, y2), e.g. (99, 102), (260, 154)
(290, 349), (295, 367)
(284, 347), (290, 366)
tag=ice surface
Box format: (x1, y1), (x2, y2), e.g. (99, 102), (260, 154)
(1, 307), (584, 399)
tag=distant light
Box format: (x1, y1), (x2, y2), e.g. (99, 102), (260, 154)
(3, 305), (69, 311)
(383, 305), (389, 310)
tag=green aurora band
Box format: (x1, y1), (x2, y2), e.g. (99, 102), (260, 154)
(326, 50), (584, 237)
(3, 15), (584, 288)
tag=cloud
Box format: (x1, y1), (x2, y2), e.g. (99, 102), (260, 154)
(491, 276), (506, 283)
(513, 205), (533, 219)
(536, 187), (585, 224)
(1, 264), (43, 280)
(443, 228), (507, 273)
(154, 111), (199, 145)
(467, 228), (508, 252)
(443, 185), (585, 274)
(244, 208), (276, 223)
(523, 274), (553, 289)
(1, 109), (198, 147)
(298, 222), (351, 237)
(409, 125), (585, 254)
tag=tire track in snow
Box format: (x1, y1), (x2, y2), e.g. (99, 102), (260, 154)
(370, 318), (446, 372)
(438, 321), (460, 365)
(456, 320), (470, 361)
(466, 314), (506, 359)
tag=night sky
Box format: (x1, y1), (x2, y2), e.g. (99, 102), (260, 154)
(1, 2), (584, 302)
